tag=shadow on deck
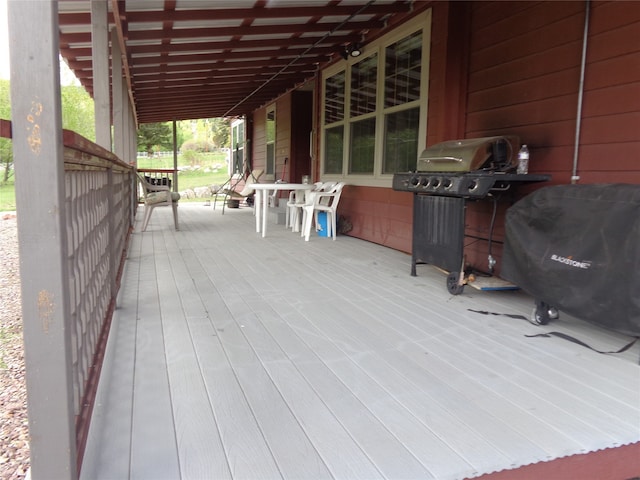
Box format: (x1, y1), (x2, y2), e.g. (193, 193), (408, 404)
(81, 203), (640, 480)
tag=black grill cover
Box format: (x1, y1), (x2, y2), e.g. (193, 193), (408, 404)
(502, 184), (640, 336)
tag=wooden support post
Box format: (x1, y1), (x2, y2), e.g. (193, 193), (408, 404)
(92, 0), (111, 150)
(111, 27), (125, 160)
(8, 1), (77, 478)
(173, 119), (178, 192)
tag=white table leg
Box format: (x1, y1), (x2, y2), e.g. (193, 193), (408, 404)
(261, 189), (270, 237)
(255, 190), (262, 233)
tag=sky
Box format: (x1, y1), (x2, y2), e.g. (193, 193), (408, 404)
(0, 0), (78, 85)
(0, 0), (9, 80)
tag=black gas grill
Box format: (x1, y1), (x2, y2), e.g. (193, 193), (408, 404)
(393, 136), (550, 293)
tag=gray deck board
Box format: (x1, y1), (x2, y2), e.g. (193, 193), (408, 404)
(130, 232), (181, 480)
(81, 203), (640, 480)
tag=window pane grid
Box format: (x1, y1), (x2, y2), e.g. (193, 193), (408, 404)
(324, 126), (344, 174)
(266, 110), (275, 175)
(383, 107), (420, 174)
(320, 16), (427, 181)
(325, 72), (345, 124)
(350, 54), (378, 117)
(385, 31), (422, 108)
(349, 118), (376, 174)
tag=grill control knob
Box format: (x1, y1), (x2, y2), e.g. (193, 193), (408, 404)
(431, 177), (440, 188)
(468, 179), (478, 192)
(442, 178), (452, 189)
(420, 177), (429, 187)
(410, 176), (419, 187)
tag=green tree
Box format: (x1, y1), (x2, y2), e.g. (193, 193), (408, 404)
(210, 117), (230, 149)
(137, 122), (173, 156)
(61, 85), (95, 140)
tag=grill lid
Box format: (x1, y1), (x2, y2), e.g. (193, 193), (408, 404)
(417, 136), (519, 173)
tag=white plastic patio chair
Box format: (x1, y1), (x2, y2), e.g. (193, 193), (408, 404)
(137, 173), (180, 231)
(301, 182), (345, 241)
(286, 181), (323, 232)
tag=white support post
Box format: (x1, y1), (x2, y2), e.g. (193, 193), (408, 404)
(91, 0), (111, 150)
(111, 27), (125, 160)
(8, 1), (77, 478)
(173, 120), (178, 191)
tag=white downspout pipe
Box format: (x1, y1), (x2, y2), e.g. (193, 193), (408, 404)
(571, 0), (591, 184)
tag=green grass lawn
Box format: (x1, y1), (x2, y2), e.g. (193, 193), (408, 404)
(0, 182), (16, 212)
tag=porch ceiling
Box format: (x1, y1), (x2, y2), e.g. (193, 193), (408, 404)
(57, 0), (413, 124)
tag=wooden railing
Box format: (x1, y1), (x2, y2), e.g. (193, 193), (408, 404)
(0, 119), (135, 471)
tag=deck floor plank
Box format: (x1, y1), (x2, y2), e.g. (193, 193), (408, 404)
(154, 231), (233, 480)
(129, 232), (181, 480)
(183, 245), (336, 480)
(80, 204), (640, 480)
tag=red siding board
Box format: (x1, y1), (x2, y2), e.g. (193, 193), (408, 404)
(467, 94), (579, 133)
(470, 11), (584, 72)
(468, 42), (582, 94)
(581, 112), (640, 144)
(579, 171), (640, 184)
(582, 83), (640, 118)
(587, 16), (640, 63)
(578, 143), (640, 171)
(584, 52), (640, 90)
(589, 1), (640, 34)
(468, 68), (581, 112)
(471, 1), (583, 52)
(471, 1), (536, 34)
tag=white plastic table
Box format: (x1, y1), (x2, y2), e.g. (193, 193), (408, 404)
(252, 183), (314, 237)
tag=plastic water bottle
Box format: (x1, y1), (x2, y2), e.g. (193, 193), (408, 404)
(517, 144), (529, 174)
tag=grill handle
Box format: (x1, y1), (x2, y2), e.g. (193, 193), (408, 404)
(423, 156), (463, 163)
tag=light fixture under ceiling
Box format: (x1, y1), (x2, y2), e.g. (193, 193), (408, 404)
(349, 43), (362, 57)
(340, 42), (363, 60)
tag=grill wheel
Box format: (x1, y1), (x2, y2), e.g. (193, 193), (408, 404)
(446, 271), (465, 295)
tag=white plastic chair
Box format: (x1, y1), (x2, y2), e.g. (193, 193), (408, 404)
(286, 181), (323, 232)
(301, 182), (345, 241)
(137, 173), (180, 231)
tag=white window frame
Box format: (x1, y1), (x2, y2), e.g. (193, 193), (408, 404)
(230, 118), (245, 175)
(265, 103), (276, 181)
(320, 9), (431, 188)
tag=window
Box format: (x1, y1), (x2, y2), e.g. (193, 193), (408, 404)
(349, 118), (376, 174)
(231, 119), (245, 174)
(320, 10), (430, 186)
(383, 107), (420, 174)
(323, 72), (345, 175)
(385, 31), (422, 108)
(324, 125), (344, 174)
(266, 106), (276, 176)
(350, 54), (377, 117)
(324, 71), (345, 124)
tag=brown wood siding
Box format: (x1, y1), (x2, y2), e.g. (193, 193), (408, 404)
(460, 0), (640, 274)
(339, 186), (413, 254)
(289, 90), (313, 184)
(579, 1), (640, 181)
(426, 1), (470, 146)
(252, 107), (267, 174)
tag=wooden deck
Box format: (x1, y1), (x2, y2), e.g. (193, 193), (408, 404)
(81, 203), (640, 480)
